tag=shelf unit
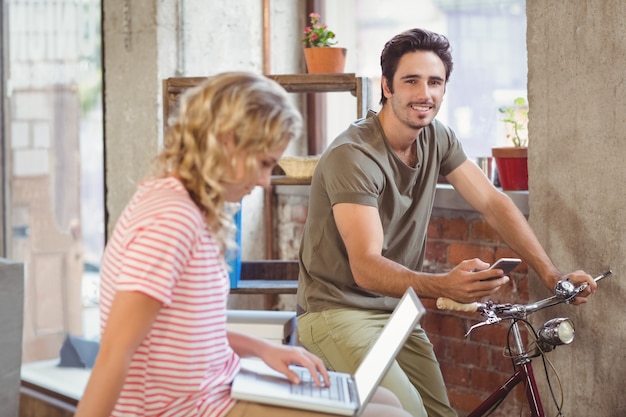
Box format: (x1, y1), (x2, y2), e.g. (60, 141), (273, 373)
(163, 73), (370, 128)
(162, 73), (370, 293)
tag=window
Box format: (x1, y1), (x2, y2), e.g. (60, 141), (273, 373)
(326, 0), (527, 159)
(4, 0), (104, 362)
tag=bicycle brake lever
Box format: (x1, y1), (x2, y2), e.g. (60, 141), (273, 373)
(465, 317), (501, 337)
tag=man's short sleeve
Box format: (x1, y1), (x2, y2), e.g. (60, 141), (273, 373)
(320, 144), (385, 208)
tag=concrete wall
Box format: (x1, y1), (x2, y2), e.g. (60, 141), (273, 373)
(527, 1), (626, 414)
(0, 259), (24, 417)
(103, 0), (303, 262)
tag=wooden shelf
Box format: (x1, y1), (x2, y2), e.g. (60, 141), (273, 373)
(163, 73), (370, 129)
(271, 175), (311, 186)
(267, 73), (361, 94)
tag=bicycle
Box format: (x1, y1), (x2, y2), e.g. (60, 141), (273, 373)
(436, 270), (613, 417)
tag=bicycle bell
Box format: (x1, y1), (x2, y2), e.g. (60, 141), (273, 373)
(554, 279), (577, 300)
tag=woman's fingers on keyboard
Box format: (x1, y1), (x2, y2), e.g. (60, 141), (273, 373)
(293, 347), (330, 387)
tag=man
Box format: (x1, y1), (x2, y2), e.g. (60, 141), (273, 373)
(296, 28), (595, 417)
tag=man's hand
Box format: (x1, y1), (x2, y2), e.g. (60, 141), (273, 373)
(559, 270), (596, 305)
(442, 258), (511, 303)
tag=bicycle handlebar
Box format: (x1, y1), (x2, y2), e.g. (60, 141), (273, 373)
(437, 270), (613, 319)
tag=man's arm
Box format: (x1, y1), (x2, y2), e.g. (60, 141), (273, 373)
(333, 202), (510, 303)
(445, 159), (595, 301)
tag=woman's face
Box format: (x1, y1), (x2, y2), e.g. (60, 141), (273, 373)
(222, 135), (288, 202)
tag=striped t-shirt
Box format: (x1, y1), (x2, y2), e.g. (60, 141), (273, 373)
(99, 176), (240, 416)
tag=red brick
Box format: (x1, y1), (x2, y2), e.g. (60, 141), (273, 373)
(429, 334), (444, 356)
(470, 220), (503, 243)
(470, 367), (510, 393)
(447, 387), (484, 415)
(448, 383), (528, 417)
(467, 321), (510, 346)
(440, 217), (470, 240)
(441, 362), (471, 386)
(491, 349), (517, 374)
(425, 314), (468, 339)
(427, 217), (446, 239)
(449, 243), (496, 265)
(445, 338), (491, 369)
(425, 241), (449, 264)
(420, 314), (438, 335)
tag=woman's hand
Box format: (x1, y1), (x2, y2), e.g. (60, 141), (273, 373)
(257, 343), (331, 387)
(229, 330), (331, 388)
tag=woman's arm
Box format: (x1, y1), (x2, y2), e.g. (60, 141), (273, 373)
(227, 331), (330, 387)
(74, 291), (162, 417)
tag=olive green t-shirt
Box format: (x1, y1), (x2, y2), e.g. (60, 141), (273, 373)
(297, 111), (467, 312)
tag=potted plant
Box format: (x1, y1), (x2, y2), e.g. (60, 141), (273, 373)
(492, 97), (528, 191)
(302, 12), (347, 74)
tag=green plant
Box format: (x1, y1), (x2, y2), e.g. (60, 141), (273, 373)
(302, 12), (337, 48)
(498, 97), (528, 147)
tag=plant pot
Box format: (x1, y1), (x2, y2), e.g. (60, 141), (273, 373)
(492, 147), (528, 191)
(304, 47), (347, 74)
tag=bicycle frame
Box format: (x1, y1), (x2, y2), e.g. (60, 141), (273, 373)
(467, 321), (544, 417)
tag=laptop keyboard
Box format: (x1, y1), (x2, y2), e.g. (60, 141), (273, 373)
(289, 367), (346, 401)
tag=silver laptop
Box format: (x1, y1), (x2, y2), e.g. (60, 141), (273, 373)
(231, 287), (425, 416)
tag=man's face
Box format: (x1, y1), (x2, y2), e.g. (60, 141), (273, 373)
(383, 50), (447, 131)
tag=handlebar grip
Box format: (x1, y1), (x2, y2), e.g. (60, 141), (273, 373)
(436, 297), (479, 312)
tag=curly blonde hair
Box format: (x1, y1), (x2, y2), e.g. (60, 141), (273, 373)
(155, 72), (302, 252)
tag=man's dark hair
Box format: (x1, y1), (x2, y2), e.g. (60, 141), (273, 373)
(379, 28), (453, 106)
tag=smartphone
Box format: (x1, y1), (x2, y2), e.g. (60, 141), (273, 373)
(480, 258), (521, 281)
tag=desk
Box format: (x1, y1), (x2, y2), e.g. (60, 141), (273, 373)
(20, 308), (297, 414)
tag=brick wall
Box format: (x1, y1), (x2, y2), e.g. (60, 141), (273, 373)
(276, 196), (531, 416)
(422, 208), (529, 416)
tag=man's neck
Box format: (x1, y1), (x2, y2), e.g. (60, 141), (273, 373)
(378, 106), (420, 167)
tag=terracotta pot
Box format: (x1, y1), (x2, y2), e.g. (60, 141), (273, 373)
(492, 147), (528, 191)
(304, 47), (347, 74)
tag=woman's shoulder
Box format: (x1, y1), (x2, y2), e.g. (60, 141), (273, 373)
(129, 177), (205, 227)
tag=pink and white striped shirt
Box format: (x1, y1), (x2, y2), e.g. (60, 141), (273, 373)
(100, 177), (240, 416)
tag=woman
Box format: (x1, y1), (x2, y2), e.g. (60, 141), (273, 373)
(75, 72), (410, 417)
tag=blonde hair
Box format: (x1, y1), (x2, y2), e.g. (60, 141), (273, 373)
(155, 72), (302, 252)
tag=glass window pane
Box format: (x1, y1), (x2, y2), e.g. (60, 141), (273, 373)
(329, 0), (527, 159)
(5, 0), (104, 363)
